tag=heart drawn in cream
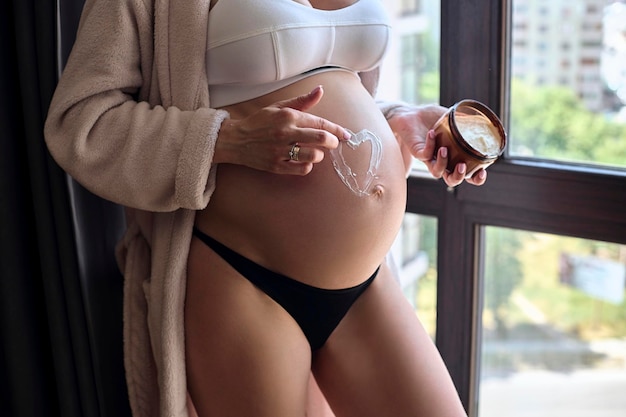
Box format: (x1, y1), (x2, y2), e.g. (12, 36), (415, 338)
(329, 129), (383, 197)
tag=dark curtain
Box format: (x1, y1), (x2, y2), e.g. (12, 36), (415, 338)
(0, 0), (131, 416)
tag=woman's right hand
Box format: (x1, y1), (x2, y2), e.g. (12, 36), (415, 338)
(213, 86), (351, 175)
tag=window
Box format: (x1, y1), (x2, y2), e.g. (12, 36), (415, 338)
(380, 0), (441, 340)
(478, 229), (626, 416)
(381, 0), (626, 416)
(391, 213), (438, 339)
(379, 0), (440, 105)
(509, 0), (626, 169)
(400, 33), (423, 104)
(400, 0), (421, 16)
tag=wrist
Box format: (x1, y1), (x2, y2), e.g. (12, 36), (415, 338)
(213, 118), (238, 164)
(377, 100), (412, 121)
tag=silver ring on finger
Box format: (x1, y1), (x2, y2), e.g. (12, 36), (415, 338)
(288, 143), (301, 161)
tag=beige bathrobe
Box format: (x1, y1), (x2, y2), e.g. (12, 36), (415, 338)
(45, 0), (227, 415)
(45, 0), (402, 416)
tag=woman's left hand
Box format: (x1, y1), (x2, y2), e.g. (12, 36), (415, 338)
(385, 104), (487, 187)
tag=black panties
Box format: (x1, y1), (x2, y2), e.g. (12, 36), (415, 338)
(192, 227), (378, 350)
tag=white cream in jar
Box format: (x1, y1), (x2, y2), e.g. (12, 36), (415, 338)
(454, 114), (502, 156)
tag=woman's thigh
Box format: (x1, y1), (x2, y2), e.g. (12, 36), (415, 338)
(312, 263), (467, 417)
(185, 237), (312, 417)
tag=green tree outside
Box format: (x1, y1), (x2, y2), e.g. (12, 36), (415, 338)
(509, 78), (626, 167)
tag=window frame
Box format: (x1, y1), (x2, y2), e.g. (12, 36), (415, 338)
(404, 1), (626, 415)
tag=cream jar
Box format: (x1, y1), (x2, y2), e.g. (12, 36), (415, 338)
(432, 99), (506, 177)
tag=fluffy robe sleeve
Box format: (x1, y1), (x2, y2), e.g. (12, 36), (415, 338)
(44, 0), (229, 212)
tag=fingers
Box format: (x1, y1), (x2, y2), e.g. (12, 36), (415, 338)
(431, 146), (449, 176)
(285, 143), (325, 165)
(221, 86), (352, 176)
(240, 142), (320, 176)
(420, 130), (488, 187)
(272, 143), (321, 176)
(442, 163), (467, 187)
(419, 131), (448, 179)
(273, 87), (351, 146)
(466, 169), (487, 186)
(291, 124), (347, 150)
(279, 161), (315, 176)
(261, 108), (346, 152)
(412, 129), (437, 160)
(442, 163), (489, 187)
(275, 85), (324, 112)
(391, 108), (490, 187)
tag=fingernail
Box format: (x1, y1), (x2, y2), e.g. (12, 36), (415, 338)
(458, 163), (466, 174)
(440, 147), (448, 158)
(310, 85), (323, 95)
(478, 170), (486, 179)
(343, 130), (352, 140)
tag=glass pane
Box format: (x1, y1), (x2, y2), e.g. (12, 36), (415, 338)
(378, 3), (440, 339)
(509, 0), (626, 169)
(478, 227), (626, 417)
(379, 0), (441, 172)
(378, 0), (440, 105)
(390, 213), (438, 339)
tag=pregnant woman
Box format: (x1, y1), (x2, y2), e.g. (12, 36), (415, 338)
(45, 0), (482, 416)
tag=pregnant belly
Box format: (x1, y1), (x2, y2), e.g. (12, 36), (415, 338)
(195, 72), (407, 288)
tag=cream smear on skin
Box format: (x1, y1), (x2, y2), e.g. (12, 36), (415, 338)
(329, 129), (382, 197)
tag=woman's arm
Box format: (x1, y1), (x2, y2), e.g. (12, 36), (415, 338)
(44, 0), (229, 212)
(383, 104), (487, 186)
(45, 0), (352, 211)
(360, 68), (487, 186)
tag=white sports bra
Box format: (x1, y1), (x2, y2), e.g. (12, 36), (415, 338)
(207, 0), (391, 107)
